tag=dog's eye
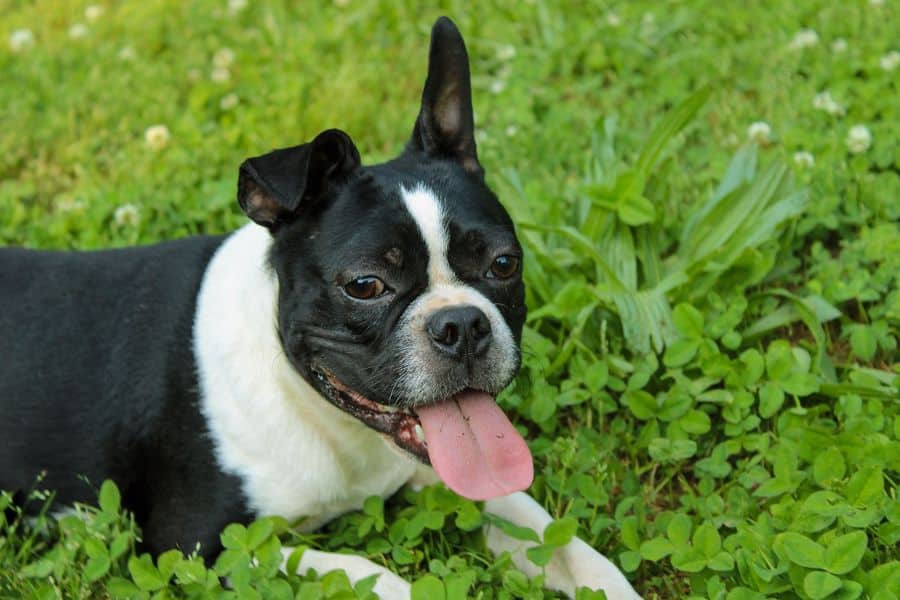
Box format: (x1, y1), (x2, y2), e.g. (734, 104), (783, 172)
(487, 255), (519, 279)
(344, 276), (386, 299)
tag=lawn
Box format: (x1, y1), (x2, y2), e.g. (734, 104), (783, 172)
(1, 1), (898, 599)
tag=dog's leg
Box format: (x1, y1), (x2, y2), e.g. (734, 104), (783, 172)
(484, 492), (642, 600)
(281, 547), (411, 598)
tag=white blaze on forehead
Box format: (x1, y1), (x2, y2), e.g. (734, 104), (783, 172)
(399, 183), (456, 286)
(394, 182), (519, 406)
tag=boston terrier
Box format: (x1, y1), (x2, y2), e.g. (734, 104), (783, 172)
(0, 17), (640, 600)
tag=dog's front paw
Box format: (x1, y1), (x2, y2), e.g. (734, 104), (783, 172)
(550, 536), (642, 600)
(484, 493), (642, 600)
(368, 570), (412, 599)
(486, 524), (641, 599)
(282, 547), (411, 599)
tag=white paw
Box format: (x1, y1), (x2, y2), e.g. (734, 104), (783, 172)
(282, 546), (411, 599)
(369, 571), (412, 599)
(483, 492), (642, 600)
(553, 537), (642, 600)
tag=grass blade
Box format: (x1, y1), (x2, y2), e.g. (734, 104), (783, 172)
(681, 144), (758, 247)
(519, 222), (627, 292)
(635, 86), (712, 179)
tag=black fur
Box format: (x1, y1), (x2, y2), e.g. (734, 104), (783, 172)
(0, 237), (253, 557)
(268, 155), (526, 409)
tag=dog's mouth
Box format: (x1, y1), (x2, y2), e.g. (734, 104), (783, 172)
(314, 368), (428, 461)
(312, 368), (534, 501)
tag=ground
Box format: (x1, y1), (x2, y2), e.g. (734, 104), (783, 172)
(1, 1), (898, 599)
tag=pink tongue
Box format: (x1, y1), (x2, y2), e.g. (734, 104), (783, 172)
(415, 390), (533, 500)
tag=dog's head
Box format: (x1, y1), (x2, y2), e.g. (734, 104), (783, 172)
(236, 17), (531, 500)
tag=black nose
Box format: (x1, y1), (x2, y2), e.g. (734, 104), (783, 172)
(426, 305), (492, 360)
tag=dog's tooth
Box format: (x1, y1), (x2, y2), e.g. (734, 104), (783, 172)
(414, 424), (426, 443)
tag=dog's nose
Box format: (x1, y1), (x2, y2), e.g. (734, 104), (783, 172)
(426, 305), (492, 359)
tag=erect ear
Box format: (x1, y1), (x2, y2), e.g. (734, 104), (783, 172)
(237, 129), (360, 230)
(408, 17), (482, 177)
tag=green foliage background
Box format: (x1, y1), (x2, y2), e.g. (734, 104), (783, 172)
(1, 1), (898, 599)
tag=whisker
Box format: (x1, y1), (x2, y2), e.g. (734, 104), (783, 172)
(298, 325), (367, 343)
(300, 336), (358, 355)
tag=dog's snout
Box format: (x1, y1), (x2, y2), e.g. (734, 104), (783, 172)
(426, 305), (492, 359)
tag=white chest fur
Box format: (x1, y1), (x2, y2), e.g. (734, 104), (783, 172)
(193, 224), (417, 526)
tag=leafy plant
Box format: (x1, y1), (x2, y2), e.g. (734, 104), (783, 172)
(2, 1), (898, 598)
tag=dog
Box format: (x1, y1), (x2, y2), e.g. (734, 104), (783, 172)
(0, 17), (640, 600)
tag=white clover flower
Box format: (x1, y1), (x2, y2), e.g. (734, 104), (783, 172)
(213, 47), (235, 68)
(144, 124), (171, 150)
(789, 29), (819, 50)
(747, 121), (772, 144)
(118, 45), (136, 60)
(640, 12), (656, 35)
(869, 0), (884, 6)
(220, 93), (239, 110)
(211, 67), (231, 83)
(846, 125), (872, 154)
(812, 90), (845, 116)
(114, 204), (141, 227)
(793, 151), (815, 168)
(489, 79), (505, 94)
(9, 28), (34, 52)
(832, 38), (848, 53)
(227, 0), (248, 14)
(56, 197), (85, 213)
(505, 125), (518, 137)
(474, 129), (488, 143)
(496, 44), (516, 61)
(85, 5), (104, 21)
(880, 50), (900, 71)
(68, 23), (88, 39)
(333, 0), (350, 6)
(606, 13), (622, 27)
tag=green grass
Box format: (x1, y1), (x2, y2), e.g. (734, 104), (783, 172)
(2, 1), (898, 599)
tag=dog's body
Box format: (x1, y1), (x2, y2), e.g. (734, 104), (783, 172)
(0, 235), (249, 551)
(0, 18), (640, 600)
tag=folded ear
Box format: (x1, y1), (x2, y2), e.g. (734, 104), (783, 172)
(237, 129), (360, 230)
(409, 17), (482, 177)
